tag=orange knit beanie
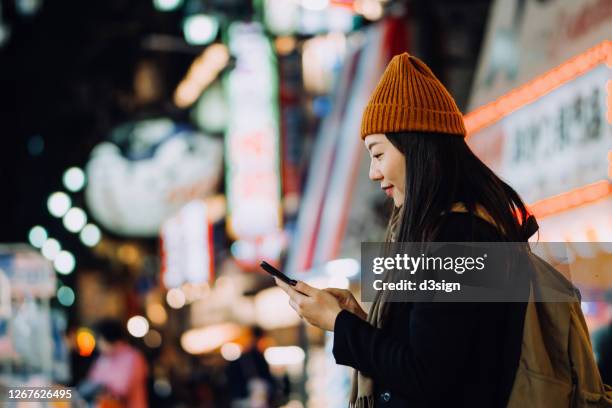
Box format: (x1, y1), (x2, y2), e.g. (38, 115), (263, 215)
(360, 52), (466, 139)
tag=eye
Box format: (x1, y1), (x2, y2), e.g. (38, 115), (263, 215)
(373, 153), (383, 159)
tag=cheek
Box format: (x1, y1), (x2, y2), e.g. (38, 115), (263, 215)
(378, 161), (391, 181)
(389, 155), (406, 188)
(380, 162), (394, 182)
(397, 165), (406, 187)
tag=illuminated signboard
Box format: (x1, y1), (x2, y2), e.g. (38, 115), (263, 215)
(225, 22), (282, 241)
(0, 245), (56, 298)
(160, 200), (214, 289)
(467, 61), (611, 204)
(86, 119), (223, 237)
(469, 0), (612, 110)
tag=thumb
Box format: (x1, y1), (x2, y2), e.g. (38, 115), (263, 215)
(294, 280), (318, 297)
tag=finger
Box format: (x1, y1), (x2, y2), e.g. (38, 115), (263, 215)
(279, 280), (309, 303)
(288, 299), (301, 317)
(288, 289), (309, 308)
(294, 281), (318, 297)
(274, 277), (287, 289)
(274, 278), (293, 295)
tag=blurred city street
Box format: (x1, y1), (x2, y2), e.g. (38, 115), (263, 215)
(0, 0), (610, 406)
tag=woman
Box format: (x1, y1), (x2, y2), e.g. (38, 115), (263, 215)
(274, 53), (538, 407)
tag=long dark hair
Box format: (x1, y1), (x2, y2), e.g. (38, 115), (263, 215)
(385, 131), (533, 243)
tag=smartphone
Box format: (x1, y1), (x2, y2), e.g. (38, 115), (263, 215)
(260, 261), (298, 286)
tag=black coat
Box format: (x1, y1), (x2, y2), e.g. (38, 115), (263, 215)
(332, 212), (528, 407)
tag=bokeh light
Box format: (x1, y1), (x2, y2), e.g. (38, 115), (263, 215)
(220, 342), (242, 361)
(28, 225), (47, 248)
(47, 192), (71, 218)
(153, 378), (172, 397)
(76, 328), (96, 357)
(63, 207), (87, 233)
(183, 14), (218, 45)
(263, 346), (305, 366)
(143, 329), (162, 348)
(53, 250), (76, 275)
(166, 288), (186, 309)
(146, 303), (168, 325)
(79, 223), (101, 247)
(41, 238), (61, 260)
(127, 315), (150, 338)
(57, 285), (75, 306)
(153, 0), (182, 11)
(63, 167), (86, 192)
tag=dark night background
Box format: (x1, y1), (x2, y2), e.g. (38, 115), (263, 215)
(0, 0), (491, 245)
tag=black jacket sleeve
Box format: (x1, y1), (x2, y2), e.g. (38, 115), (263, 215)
(332, 300), (480, 400)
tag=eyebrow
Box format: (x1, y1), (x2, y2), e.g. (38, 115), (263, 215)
(366, 141), (380, 151)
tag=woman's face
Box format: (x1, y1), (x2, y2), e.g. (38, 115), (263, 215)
(364, 133), (406, 207)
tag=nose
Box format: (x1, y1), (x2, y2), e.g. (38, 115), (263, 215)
(369, 158), (382, 182)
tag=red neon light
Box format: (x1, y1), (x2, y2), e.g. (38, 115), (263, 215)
(465, 41), (612, 219)
(528, 180), (611, 219)
(465, 40), (611, 136)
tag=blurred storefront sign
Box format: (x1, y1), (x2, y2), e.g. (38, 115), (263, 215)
(533, 197), (612, 244)
(0, 271), (9, 319)
(263, 0), (355, 36)
(230, 233), (287, 269)
(85, 119), (222, 237)
(160, 200), (214, 289)
(278, 49), (305, 214)
(0, 245), (56, 298)
(302, 33), (347, 95)
(469, 0), (612, 109)
(286, 19), (408, 277)
(534, 199), (612, 330)
(468, 62), (610, 203)
(466, 32), (611, 303)
(466, 42), (611, 234)
(0, 245), (60, 382)
(225, 22), (282, 247)
(264, 0), (300, 35)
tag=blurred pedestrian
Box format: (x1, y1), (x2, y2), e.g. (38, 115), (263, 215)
(79, 319), (148, 408)
(226, 326), (278, 408)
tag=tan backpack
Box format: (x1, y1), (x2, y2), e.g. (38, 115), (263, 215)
(446, 203), (612, 407)
(507, 252), (612, 407)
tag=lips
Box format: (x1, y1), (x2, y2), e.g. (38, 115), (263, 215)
(382, 186), (394, 198)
